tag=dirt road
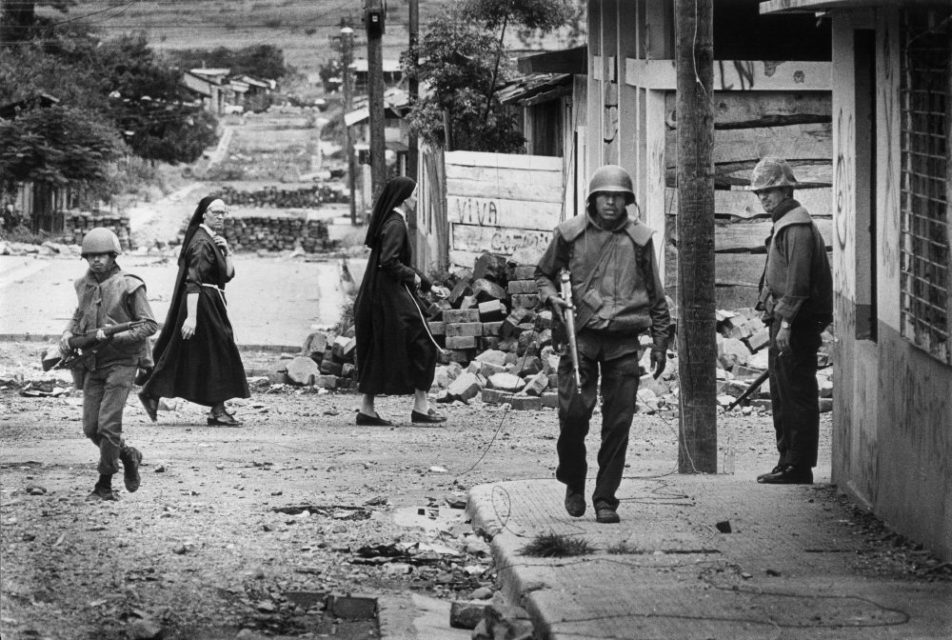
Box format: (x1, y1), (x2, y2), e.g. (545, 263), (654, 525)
(0, 347), (693, 640)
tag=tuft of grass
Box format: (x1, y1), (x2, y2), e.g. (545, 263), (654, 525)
(606, 541), (641, 555)
(521, 533), (594, 558)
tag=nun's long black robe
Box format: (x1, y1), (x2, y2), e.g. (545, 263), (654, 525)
(354, 211), (437, 395)
(142, 227), (249, 405)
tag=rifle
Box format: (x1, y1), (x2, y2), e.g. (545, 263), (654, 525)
(725, 369), (770, 411)
(559, 270), (582, 393)
(41, 320), (147, 371)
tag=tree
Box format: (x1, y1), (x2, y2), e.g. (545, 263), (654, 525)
(99, 35), (219, 164)
(0, 105), (123, 189)
(403, 0), (572, 152)
(0, 0), (76, 43)
(0, 28), (219, 170)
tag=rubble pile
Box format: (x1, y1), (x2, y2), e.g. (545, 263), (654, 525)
(216, 184), (348, 208)
(275, 331), (359, 391)
(271, 250), (832, 415)
(712, 308), (834, 412)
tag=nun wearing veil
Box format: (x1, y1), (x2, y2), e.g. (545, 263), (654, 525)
(138, 196), (250, 426)
(353, 176), (445, 426)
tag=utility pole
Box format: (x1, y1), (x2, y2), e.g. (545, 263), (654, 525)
(340, 24), (357, 225)
(407, 0), (419, 182)
(407, 0), (419, 254)
(365, 0), (386, 201)
(675, 0), (717, 473)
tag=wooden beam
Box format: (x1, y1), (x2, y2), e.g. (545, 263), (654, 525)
(626, 58), (831, 91)
(645, 89), (667, 271)
(664, 122), (832, 166)
(665, 186), (834, 218)
(667, 217), (834, 251)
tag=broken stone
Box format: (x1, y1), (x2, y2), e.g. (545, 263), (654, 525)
(301, 331), (328, 357)
(522, 372), (548, 397)
(473, 278), (507, 302)
(746, 327), (770, 353)
(472, 252), (507, 281)
(331, 335), (357, 362)
(470, 586), (494, 600)
(518, 356), (542, 377)
(475, 349), (508, 367)
(717, 337), (751, 370)
(127, 617), (163, 640)
(285, 356), (320, 385)
(488, 373), (524, 392)
(447, 372), (483, 402)
(450, 600), (489, 629)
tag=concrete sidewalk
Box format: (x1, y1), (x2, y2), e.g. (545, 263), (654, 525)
(468, 471), (952, 639)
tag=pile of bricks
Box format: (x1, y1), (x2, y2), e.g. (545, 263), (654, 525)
(277, 331), (359, 390)
(219, 215), (331, 253)
(216, 184), (347, 208)
(64, 212), (134, 250)
(423, 256), (562, 410)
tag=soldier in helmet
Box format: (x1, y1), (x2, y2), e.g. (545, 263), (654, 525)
(61, 228), (158, 501)
(535, 165), (671, 524)
(749, 157), (832, 485)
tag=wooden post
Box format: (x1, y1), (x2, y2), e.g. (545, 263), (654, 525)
(675, 0), (717, 473)
(407, 0), (419, 182)
(340, 25), (357, 225)
(365, 0), (386, 201)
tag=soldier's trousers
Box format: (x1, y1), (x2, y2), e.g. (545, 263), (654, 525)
(555, 351), (640, 511)
(768, 319), (823, 469)
(83, 364), (135, 476)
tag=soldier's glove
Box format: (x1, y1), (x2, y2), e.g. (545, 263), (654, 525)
(650, 346), (667, 380)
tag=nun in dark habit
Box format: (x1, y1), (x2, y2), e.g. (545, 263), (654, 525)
(353, 176), (445, 426)
(138, 195), (250, 426)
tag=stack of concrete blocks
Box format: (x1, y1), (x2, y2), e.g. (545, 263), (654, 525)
(429, 262), (561, 411)
(66, 212), (134, 250)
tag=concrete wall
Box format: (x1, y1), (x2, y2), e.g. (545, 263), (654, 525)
(830, 7), (952, 561)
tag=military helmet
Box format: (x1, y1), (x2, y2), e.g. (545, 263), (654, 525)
(748, 156), (799, 192)
(587, 165), (635, 205)
(81, 227), (121, 257)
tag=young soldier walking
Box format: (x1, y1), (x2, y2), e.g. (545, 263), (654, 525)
(61, 228), (158, 500)
(536, 165), (671, 524)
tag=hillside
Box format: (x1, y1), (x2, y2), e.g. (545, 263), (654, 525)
(35, 0), (582, 86)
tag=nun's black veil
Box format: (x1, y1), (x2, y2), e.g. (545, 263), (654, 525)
(180, 195), (219, 266)
(363, 177), (416, 247)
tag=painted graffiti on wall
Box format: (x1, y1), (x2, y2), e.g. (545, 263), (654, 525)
(452, 196), (499, 227)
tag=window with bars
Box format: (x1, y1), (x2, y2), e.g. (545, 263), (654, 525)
(899, 8), (951, 365)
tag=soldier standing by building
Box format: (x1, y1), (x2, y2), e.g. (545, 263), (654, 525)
(536, 165), (671, 524)
(750, 157), (832, 485)
(60, 228), (158, 500)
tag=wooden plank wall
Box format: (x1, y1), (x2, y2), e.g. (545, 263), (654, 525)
(662, 91), (833, 310)
(443, 151), (564, 270)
